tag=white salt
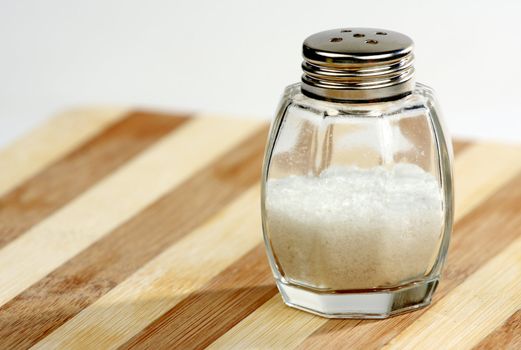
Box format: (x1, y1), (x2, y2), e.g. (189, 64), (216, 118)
(266, 163), (443, 290)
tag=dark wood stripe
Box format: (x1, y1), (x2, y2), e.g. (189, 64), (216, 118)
(472, 310), (521, 350)
(121, 245), (277, 350)
(452, 139), (472, 155)
(298, 170), (521, 349)
(0, 126), (269, 350)
(0, 111), (188, 248)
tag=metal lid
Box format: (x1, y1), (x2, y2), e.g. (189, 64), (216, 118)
(301, 28), (415, 102)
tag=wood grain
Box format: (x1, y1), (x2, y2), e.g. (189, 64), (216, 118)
(0, 111), (187, 248)
(0, 116), (262, 308)
(33, 186), (263, 349)
(472, 310), (521, 350)
(453, 142), (521, 219)
(0, 126), (267, 349)
(0, 110), (519, 350)
(121, 245), (276, 350)
(0, 107), (128, 196)
(384, 235), (521, 349)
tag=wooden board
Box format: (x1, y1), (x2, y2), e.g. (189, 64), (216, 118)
(0, 108), (520, 350)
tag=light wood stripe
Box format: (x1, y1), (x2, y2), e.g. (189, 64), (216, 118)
(0, 127), (267, 349)
(299, 320), (361, 350)
(208, 293), (324, 350)
(0, 111), (188, 248)
(298, 171), (521, 349)
(0, 107), (128, 197)
(121, 245), (277, 350)
(33, 186), (263, 350)
(205, 142), (521, 349)
(0, 116), (263, 308)
(384, 237), (521, 350)
(454, 142), (521, 220)
(472, 310), (521, 350)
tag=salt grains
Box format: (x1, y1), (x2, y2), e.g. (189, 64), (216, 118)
(266, 163), (443, 290)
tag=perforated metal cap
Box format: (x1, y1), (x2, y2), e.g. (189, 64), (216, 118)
(301, 28), (415, 102)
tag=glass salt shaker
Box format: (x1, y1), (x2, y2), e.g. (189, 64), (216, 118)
(261, 28), (453, 318)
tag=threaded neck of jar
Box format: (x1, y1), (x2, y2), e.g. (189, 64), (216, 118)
(301, 28), (416, 102)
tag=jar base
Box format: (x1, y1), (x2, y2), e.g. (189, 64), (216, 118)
(276, 278), (439, 319)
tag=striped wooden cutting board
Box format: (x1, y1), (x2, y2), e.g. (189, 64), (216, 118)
(0, 107), (520, 350)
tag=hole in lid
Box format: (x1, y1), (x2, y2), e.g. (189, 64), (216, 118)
(341, 29), (352, 32)
(353, 33), (365, 38)
(376, 32), (387, 35)
(365, 39), (378, 44)
(330, 37), (343, 42)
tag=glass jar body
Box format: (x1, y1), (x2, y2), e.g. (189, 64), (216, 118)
(261, 82), (453, 318)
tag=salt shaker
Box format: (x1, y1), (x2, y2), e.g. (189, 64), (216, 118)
(261, 28), (453, 318)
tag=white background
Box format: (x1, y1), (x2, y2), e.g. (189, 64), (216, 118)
(1, 0), (520, 147)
